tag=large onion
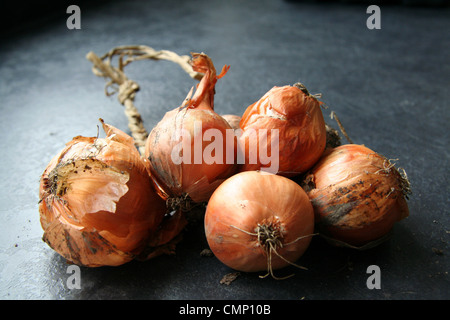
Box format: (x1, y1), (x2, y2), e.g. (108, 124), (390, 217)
(302, 144), (410, 248)
(145, 53), (236, 204)
(39, 120), (167, 267)
(205, 171), (315, 279)
(238, 83), (327, 176)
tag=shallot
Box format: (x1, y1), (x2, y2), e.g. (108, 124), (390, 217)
(302, 144), (410, 248)
(238, 83), (327, 176)
(145, 53), (236, 206)
(39, 120), (168, 267)
(205, 171), (315, 279)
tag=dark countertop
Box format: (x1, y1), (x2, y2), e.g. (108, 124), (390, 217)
(0, 0), (448, 301)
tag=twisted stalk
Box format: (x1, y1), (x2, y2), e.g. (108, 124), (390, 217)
(86, 45), (203, 155)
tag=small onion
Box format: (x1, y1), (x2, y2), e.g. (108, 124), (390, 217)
(145, 53), (236, 204)
(302, 144), (411, 248)
(204, 171), (315, 279)
(238, 83), (327, 176)
(39, 119), (167, 267)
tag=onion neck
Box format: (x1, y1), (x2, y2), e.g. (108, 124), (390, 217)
(293, 82), (322, 101)
(187, 53), (229, 111)
(166, 193), (195, 213)
(166, 193), (206, 216)
(188, 91), (214, 111)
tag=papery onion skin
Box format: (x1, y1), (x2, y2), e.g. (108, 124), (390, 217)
(39, 120), (167, 267)
(302, 144), (410, 247)
(205, 171), (315, 273)
(238, 84), (327, 176)
(221, 114), (241, 130)
(145, 53), (236, 203)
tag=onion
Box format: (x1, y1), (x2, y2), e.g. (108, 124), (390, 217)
(302, 144), (411, 248)
(238, 83), (327, 176)
(145, 53), (236, 205)
(204, 171), (315, 279)
(39, 119), (167, 267)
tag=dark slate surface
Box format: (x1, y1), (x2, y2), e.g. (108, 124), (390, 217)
(0, 0), (448, 300)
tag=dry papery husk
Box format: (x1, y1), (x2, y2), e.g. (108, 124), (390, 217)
(224, 113), (341, 150)
(302, 144), (411, 249)
(145, 53), (236, 206)
(221, 114), (241, 130)
(39, 119), (173, 267)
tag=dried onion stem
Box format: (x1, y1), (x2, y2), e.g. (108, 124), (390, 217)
(330, 111), (354, 144)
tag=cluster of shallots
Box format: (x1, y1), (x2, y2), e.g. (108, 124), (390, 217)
(39, 53), (233, 267)
(205, 82), (410, 278)
(39, 53), (410, 279)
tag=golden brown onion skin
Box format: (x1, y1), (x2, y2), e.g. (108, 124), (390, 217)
(205, 171), (315, 273)
(39, 120), (167, 267)
(238, 84), (327, 176)
(302, 144), (410, 247)
(146, 107), (236, 203)
(145, 53), (236, 203)
(221, 114), (241, 130)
